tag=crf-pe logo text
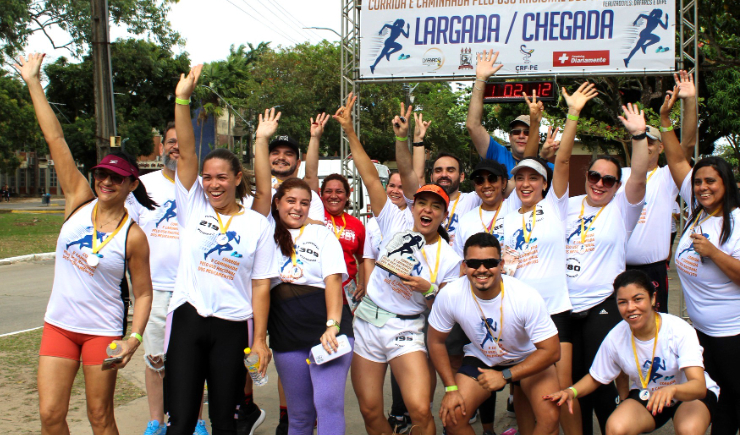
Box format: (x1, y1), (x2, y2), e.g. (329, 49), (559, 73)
(553, 51), (610, 67)
(422, 48), (445, 70)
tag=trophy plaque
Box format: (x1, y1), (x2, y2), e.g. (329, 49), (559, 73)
(376, 230), (426, 277)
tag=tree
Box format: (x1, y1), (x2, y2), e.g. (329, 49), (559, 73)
(0, 70), (42, 172)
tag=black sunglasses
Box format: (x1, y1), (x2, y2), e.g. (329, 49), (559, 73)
(465, 258), (501, 269)
(510, 129), (529, 136)
(472, 173), (499, 186)
(93, 169), (126, 185)
(586, 170), (618, 189)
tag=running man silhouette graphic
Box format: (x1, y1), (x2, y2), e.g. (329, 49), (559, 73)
(480, 318), (498, 348)
(645, 356), (667, 383)
(204, 230), (241, 260)
(567, 216), (595, 244)
(66, 226), (106, 251)
(677, 233), (710, 258)
(512, 226), (537, 251)
(624, 9), (669, 67)
(387, 233), (424, 258)
(155, 199), (177, 227)
(369, 19), (410, 74)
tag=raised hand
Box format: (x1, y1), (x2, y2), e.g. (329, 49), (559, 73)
(175, 64), (203, 101)
(475, 49), (503, 81)
(413, 112), (431, 142)
(392, 102), (413, 138)
(310, 112), (330, 138)
(618, 103), (647, 136)
(661, 85), (680, 118)
(333, 92), (357, 131)
(523, 90), (544, 124)
(540, 126), (561, 159)
(13, 53), (45, 84)
(563, 82), (599, 112)
(255, 107), (282, 140)
(673, 70), (696, 99)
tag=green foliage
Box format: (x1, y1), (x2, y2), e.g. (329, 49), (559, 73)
(0, 71), (42, 172)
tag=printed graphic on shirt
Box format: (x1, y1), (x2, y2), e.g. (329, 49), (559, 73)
(377, 231), (425, 278)
(674, 231), (710, 277)
(566, 215), (596, 255)
(280, 257), (305, 282)
(147, 199), (179, 241)
(196, 214), (245, 280)
(62, 226), (106, 276)
(636, 200), (649, 225)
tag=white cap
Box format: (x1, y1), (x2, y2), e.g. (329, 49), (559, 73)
(511, 159), (548, 180)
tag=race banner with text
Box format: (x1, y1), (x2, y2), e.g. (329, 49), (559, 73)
(359, 0), (675, 80)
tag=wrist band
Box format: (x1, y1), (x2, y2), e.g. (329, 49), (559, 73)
(175, 97), (191, 106)
(632, 131), (648, 140)
(413, 141), (425, 147)
(474, 85), (484, 92)
(566, 113), (579, 121)
(475, 78), (487, 83)
(395, 136), (409, 142)
(659, 125), (674, 132)
(445, 385), (459, 392)
(568, 386), (578, 398)
(424, 284), (436, 296)
(130, 332), (143, 343)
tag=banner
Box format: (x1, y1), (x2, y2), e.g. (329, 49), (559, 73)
(359, 0), (676, 80)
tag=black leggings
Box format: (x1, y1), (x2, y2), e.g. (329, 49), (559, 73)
(165, 303), (249, 435)
(697, 331), (740, 435)
(570, 295), (621, 435)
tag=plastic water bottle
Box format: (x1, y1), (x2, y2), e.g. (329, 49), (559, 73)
(106, 340), (128, 357)
(244, 347), (268, 386)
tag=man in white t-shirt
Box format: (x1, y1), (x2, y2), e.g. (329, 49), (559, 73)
(268, 135), (324, 221)
(428, 232), (560, 435)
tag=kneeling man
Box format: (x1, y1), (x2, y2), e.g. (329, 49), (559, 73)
(428, 232), (561, 435)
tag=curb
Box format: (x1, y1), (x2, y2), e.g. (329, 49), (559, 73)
(0, 252), (55, 266)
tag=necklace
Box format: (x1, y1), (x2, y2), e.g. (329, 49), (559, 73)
(445, 194), (461, 231)
(420, 237), (442, 284)
(330, 213), (347, 240)
(212, 205), (244, 245)
(521, 207), (537, 245)
(631, 314), (660, 401)
(579, 197), (606, 245)
(479, 203), (502, 234)
(88, 203), (128, 267)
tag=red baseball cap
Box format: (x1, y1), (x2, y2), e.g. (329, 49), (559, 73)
(91, 154), (140, 179)
(414, 184), (450, 209)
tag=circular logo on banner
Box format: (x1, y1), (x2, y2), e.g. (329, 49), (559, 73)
(565, 257), (582, 278)
(421, 48), (445, 71)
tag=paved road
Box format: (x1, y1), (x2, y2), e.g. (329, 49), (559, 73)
(0, 258), (54, 335)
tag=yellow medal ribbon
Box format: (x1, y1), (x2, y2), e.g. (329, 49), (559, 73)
(290, 225), (307, 267)
(330, 213), (347, 240)
(421, 237), (442, 284)
(213, 205), (244, 236)
(521, 207), (537, 245)
(631, 314), (661, 391)
(579, 197), (606, 245)
(645, 167), (658, 184)
(162, 171), (175, 183)
(445, 194), (461, 231)
(91, 202), (128, 256)
(688, 208), (720, 233)
(470, 281), (505, 352)
(479, 203), (502, 234)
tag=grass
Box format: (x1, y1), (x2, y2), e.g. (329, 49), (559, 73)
(0, 213), (64, 259)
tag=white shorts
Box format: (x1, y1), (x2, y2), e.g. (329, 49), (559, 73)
(142, 290), (172, 364)
(353, 315), (426, 363)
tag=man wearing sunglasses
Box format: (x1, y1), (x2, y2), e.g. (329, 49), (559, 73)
(428, 232), (561, 435)
(466, 50), (556, 177)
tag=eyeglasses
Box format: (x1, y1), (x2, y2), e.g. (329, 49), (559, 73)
(472, 173), (498, 186)
(465, 258), (501, 269)
(510, 129), (529, 136)
(586, 170), (618, 189)
(93, 169), (126, 185)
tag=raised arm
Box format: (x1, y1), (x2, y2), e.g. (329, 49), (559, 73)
(659, 87), (692, 188)
(333, 93), (387, 217)
(174, 65), (203, 191)
(305, 113), (329, 193)
(251, 108), (281, 217)
(522, 91), (544, 159)
(674, 71), (697, 160)
(393, 103), (419, 200)
(412, 112), (431, 186)
(554, 82), (599, 197)
(466, 50), (503, 157)
(15, 54), (93, 216)
(618, 103), (649, 205)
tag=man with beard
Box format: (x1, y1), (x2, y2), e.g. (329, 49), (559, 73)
(267, 135), (324, 220)
(429, 152), (482, 247)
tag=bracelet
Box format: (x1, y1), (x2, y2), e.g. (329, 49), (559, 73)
(568, 386), (578, 398)
(413, 141), (425, 147)
(632, 131), (648, 140)
(566, 113), (579, 121)
(175, 97), (191, 106)
(659, 125), (674, 132)
(474, 85), (484, 92)
(475, 78), (487, 83)
(423, 284), (435, 296)
(395, 136), (409, 142)
(445, 385), (459, 392)
(129, 332), (143, 343)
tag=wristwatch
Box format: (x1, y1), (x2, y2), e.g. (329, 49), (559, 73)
(632, 131), (648, 140)
(502, 368), (513, 384)
(326, 319), (340, 332)
(424, 284), (439, 300)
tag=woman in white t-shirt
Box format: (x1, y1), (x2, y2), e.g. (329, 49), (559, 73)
(546, 270), (717, 434)
(19, 53), (154, 434)
(502, 83), (597, 435)
(165, 66), (278, 434)
(660, 88), (740, 434)
(565, 103), (649, 435)
(335, 94), (462, 435)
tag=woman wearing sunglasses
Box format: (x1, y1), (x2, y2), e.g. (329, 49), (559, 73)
(16, 54), (154, 434)
(564, 103), (650, 435)
(335, 94), (462, 435)
(501, 83), (597, 435)
(165, 65), (278, 434)
(660, 87), (740, 434)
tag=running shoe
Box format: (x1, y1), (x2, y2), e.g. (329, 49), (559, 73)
(275, 420), (288, 435)
(237, 407), (266, 435)
(506, 394), (515, 417)
(388, 413), (411, 434)
(193, 419), (209, 435)
(144, 420), (166, 435)
(468, 409), (478, 424)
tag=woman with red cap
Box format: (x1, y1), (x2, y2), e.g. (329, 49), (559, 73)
(16, 53), (155, 434)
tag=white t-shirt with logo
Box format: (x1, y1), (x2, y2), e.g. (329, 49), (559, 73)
(270, 224), (347, 289)
(366, 200), (462, 316)
(590, 313), (719, 397)
(363, 217), (382, 260)
(126, 170), (180, 292)
(566, 191), (644, 312)
(621, 166), (680, 265)
(443, 191), (483, 247)
(674, 171), (740, 337)
(170, 175), (279, 321)
(453, 195), (522, 258)
(429, 274), (558, 367)
(502, 189), (572, 315)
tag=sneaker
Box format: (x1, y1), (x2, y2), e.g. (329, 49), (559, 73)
(388, 413), (411, 434)
(237, 407), (266, 435)
(506, 394), (515, 417)
(193, 419), (209, 435)
(144, 420), (166, 435)
(468, 409), (478, 424)
(275, 420), (289, 435)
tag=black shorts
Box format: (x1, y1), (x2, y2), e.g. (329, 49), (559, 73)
(458, 356), (519, 389)
(551, 311), (572, 343)
(625, 388), (717, 429)
(445, 324), (471, 356)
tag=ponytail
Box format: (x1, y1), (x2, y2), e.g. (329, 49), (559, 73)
(203, 148), (252, 200)
(437, 225), (450, 244)
(271, 178), (313, 258)
(132, 181), (158, 210)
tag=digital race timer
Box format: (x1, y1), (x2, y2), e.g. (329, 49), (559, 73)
(483, 81), (557, 103)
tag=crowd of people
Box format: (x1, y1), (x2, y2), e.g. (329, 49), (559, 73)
(14, 47), (740, 435)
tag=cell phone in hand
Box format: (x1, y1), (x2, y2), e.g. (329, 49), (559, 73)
(102, 356), (122, 370)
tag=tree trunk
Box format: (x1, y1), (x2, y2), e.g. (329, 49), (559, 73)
(90, 0), (116, 163)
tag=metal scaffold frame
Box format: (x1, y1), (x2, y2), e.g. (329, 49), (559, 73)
(341, 0), (362, 217)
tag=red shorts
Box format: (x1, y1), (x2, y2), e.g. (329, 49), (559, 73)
(39, 322), (121, 366)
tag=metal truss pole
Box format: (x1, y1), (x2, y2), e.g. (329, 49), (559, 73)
(341, 0), (361, 217)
